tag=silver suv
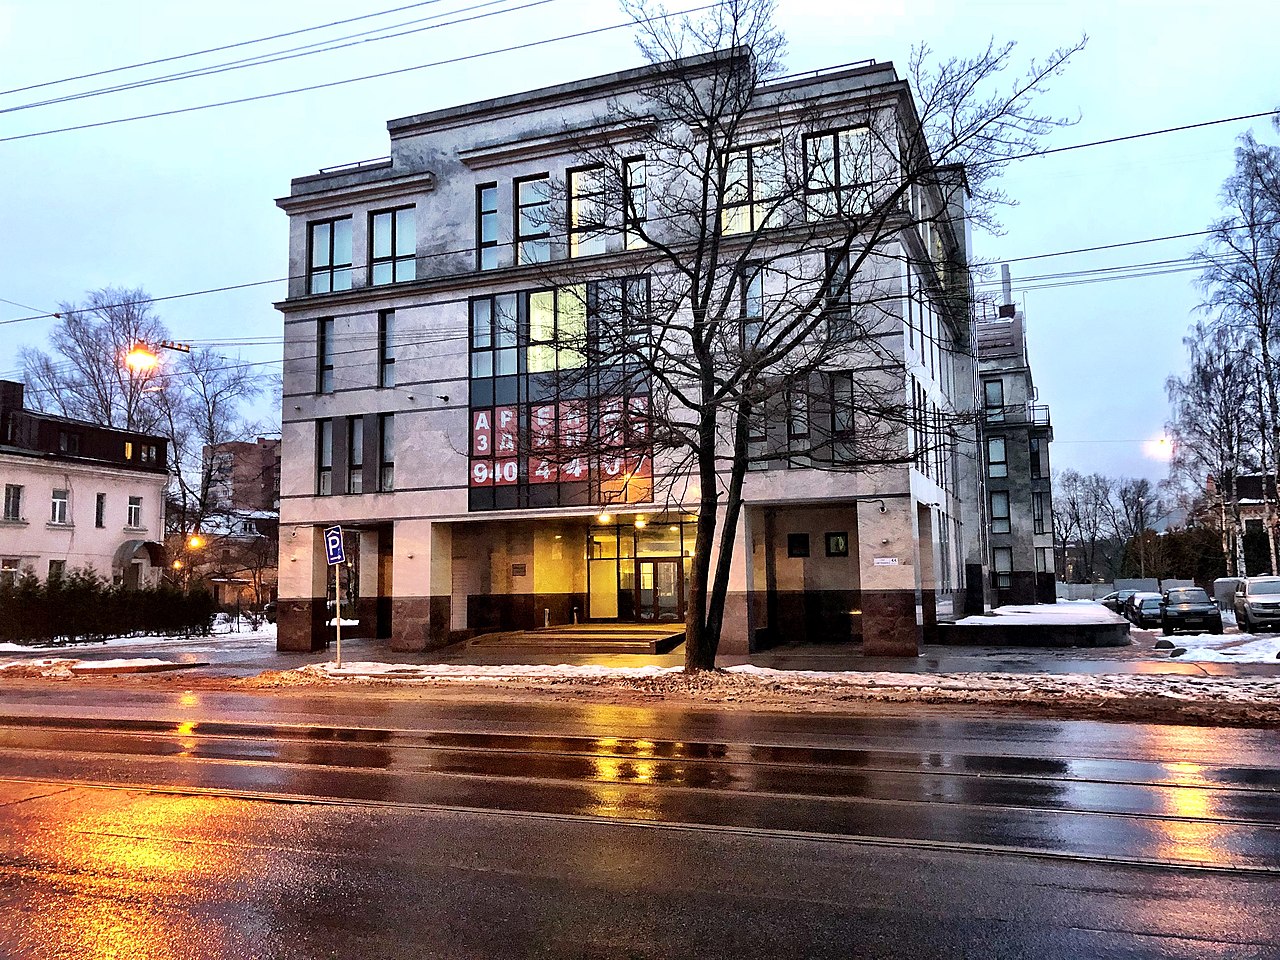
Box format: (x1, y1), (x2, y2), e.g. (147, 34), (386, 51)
(1233, 576), (1280, 633)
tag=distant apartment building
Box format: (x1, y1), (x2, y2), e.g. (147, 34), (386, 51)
(274, 52), (989, 656)
(204, 437), (281, 512)
(977, 267), (1055, 604)
(0, 380), (169, 587)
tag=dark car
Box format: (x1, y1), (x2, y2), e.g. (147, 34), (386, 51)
(263, 601), (277, 624)
(1124, 592), (1163, 628)
(1234, 576), (1280, 633)
(1099, 589), (1137, 614)
(1160, 587), (1223, 636)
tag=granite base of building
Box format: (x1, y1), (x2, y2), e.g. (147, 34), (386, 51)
(390, 596), (452, 652)
(860, 590), (924, 657)
(935, 621), (1131, 647)
(276, 599), (329, 652)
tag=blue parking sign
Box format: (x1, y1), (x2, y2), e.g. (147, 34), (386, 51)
(323, 525), (345, 565)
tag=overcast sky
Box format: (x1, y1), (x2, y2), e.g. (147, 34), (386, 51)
(1, 0), (1276, 484)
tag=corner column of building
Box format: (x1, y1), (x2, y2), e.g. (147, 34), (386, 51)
(916, 505), (938, 644)
(276, 524), (329, 652)
(858, 498), (923, 657)
(390, 519), (452, 652)
(712, 506), (754, 659)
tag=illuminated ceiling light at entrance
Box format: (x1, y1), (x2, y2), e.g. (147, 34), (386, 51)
(597, 513), (612, 523)
(634, 516), (647, 528)
(668, 525), (679, 532)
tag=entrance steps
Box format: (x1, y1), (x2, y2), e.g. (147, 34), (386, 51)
(467, 623), (684, 655)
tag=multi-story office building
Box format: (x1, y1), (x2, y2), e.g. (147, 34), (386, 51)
(275, 52), (985, 657)
(204, 438), (282, 513)
(977, 267), (1055, 604)
(0, 380), (169, 586)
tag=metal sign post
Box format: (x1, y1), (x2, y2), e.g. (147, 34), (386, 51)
(323, 525), (346, 668)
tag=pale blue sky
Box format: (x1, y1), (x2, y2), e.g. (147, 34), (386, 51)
(1, 0), (1276, 482)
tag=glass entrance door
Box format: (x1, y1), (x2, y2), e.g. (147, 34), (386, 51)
(637, 558), (683, 622)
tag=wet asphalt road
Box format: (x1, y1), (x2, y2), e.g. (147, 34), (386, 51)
(0, 689), (1277, 958)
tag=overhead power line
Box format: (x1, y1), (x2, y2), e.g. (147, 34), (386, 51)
(0, 0), (451, 98)
(0, 4), (719, 144)
(0, 0), (559, 117)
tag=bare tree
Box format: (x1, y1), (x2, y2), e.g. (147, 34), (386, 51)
(1052, 469), (1114, 581)
(1197, 129), (1280, 570)
(523, 0), (1084, 669)
(21, 287), (174, 433)
(1165, 321), (1260, 575)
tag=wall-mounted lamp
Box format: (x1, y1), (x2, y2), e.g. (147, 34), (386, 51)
(867, 498), (887, 514)
(436, 394), (450, 402)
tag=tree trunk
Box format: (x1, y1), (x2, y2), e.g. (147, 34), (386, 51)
(683, 408), (722, 672)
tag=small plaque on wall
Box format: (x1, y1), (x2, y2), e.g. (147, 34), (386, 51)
(873, 556), (899, 566)
(511, 563), (527, 577)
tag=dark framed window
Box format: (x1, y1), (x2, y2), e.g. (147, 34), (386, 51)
(347, 417), (364, 494)
(993, 546), (1013, 589)
(990, 491), (1010, 535)
(127, 496), (142, 528)
(1032, 491), (1047, 534)
(58, 431), (80, 454)
(94, 492), (105, 528)
(739, 262), (764, 350)
(2, 484), (21, 522)
(317, 317), (334, 393)
(787, 532), (810, 558)
(378, 310), (396, 388)
(477, 183), (499, 270)
(515, 174), (552, 264)
(621, 276), (650, 347)
(786, 385), (809, 440)
(568, 165), (607, 258)
(370, 206), (415, 284)
(1030, 437), (1048, 480)
(623, 156), (647, 249)
(723, 142), (781, 235)
(379, 413), (395, 492)
(48, 559), (65, 580)
(825, 532), (849, 557)
(987, 436), (1007, 478)
(317, 420), (333, 496)
(308, 217), (352, 294)
(830, 372), (855, 437)
(470, 293), (519, 380)
(805, 126), (872, 218)
(824, 250), (853, 340)
(983, 379), (1005, 422)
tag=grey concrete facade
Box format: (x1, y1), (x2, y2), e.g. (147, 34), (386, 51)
(273, 52), (986, 657)
(977, 271), (1055, 606)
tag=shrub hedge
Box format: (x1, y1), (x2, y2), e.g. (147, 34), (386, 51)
(0, 566), (217, 645)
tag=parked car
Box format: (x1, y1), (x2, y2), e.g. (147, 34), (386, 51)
(1125, 592), (1164, 628)
(263, 601), (277, 624)
(1160, 587), (1223, 636)
(1234, 576), (1280, 633)
(1099, 589), (1137, 614)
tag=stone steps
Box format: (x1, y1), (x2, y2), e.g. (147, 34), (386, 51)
(468, 625), (684, 655)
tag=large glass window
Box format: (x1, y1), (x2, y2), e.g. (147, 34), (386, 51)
(127, 496), (142, 528)
(805, 127), (872, 218)
(1030, 437), (1048, 480)
(317, 420), (333, 496)
(990, 490), (1011, 534)
(515, 174), (552, 264)
(2, 484), (21, 522)
(1033, 491), (1047, 534)
(378, 310), (396, 388)
(983, 379), (1005, 422)
(317, 317), (334, 393)
(477, 183), (499, 270)
(308, 217), (352, 294)
(993, 546), (1013, 589)
(379, 414), (395, 492)
(723, 142), (782, 235)
(50, 488), (69, 525)
(623, 156), (647, 249)
(470, 294), (519, 379)
(987, 437), (1007, 478)
(569, 166), (607, 258)
(370, 207), (415, 284)
(824, 250), (853, 340)
(830, 373), (854, 437)
(347, 417), (364, 494)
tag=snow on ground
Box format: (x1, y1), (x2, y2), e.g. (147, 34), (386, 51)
(1171, 632), (1280, 663)
(294, 659), (1280, 708)
(0, 622), (276, 653)
(0, 657), (182, 677)
(956, 601), (1123, 626)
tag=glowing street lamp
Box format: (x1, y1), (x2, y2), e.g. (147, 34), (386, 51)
(187, 534), (205, 550)
(124, 343), (160, 373)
